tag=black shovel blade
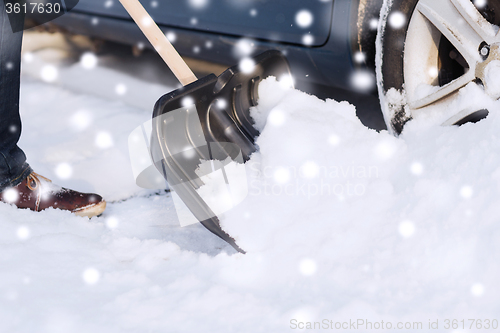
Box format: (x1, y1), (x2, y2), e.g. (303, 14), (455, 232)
(150, 50), (291, 253)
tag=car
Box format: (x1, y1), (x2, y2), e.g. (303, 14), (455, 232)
(27, 0), (497, 134)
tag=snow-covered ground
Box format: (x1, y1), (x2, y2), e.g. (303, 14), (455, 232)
(1, 32), (500, 332)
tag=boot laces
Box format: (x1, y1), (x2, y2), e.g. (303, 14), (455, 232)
(27, 172), (53, 211)
(26, 172), (52, 191)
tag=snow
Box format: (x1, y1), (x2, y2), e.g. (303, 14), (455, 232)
(238, 57), (256, 74)
(2, 31), (500, 332)
(410, 161), (424, 175)
(388, 11), (406, 30)
(414, 83), (440, 101)
(301, 34), (314, 45)
(398, 220), (415, 238)
(295, 10), (314, 29)
(3, 188), (19, 203)
(484, 59), (500, 98)
(375, 0), (393, 132)
(165, 31), (176, 43)
(350, 70), (375, 92)
(80, 52), (98, 70)
(40, 64), (58, 82)
(354, 51), (366, 63)
(233, 39), (255, 58)
(369, 18), (379, 30)
(55, 163), (73, 180)
(474, 0), (487, 8)
(188, 0), (209, 10)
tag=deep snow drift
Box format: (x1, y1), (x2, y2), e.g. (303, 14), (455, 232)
(1, 33), (499, 332)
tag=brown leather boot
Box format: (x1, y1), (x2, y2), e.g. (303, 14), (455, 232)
(0, 172), (106, 217)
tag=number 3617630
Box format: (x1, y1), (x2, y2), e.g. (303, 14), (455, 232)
(5, 2), (61, 14)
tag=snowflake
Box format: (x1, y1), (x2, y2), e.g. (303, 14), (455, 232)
(23, 52), (34, 63)
(95, 131), (114, 149)
(474, 0), (487, 9)
(80, 52), (98, 69)
(238, 57), (255, 74)
(69, 110), (93, 132)
(166, 31), (177, 43)
(460, 186), (473, 199)
(216, 99), (227, 109)
(234, 39), (254, 57)
(389, 11), (406, 29)
(181, 96), (194, 107)
(188, 0), (208, 10)
(273, 167), (291, 184)
(301, 161), (319, 179)
(328, 134), (340, 146)
(302, 34), (314, 45)
(295, 10), (313, 28)
(354, 51), (366, 63)
(55, 163), (73, 180)
(40, 65), (58, 83)
(350, 70), (375, 92)
(398, 220), (415, 238)
(278, 74), (294, 89)
(267, 108), (286, 126)
(471, 283), (485, 296)
(17, 226), (30, 240)
(2, 188), (19, 203)
(115, 83), (127, 95)
(410, 162), (424, 175)
(105, 216), (119, 229)
(82, 268), (100, 285)
(299, 258), (317, 276)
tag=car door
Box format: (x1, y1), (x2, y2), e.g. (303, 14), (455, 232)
(71, 0), (334, 46)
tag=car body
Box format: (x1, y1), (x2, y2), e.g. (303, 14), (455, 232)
(28, 0), (384, 93)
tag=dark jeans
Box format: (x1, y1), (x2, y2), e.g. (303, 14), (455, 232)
(0, 0), (31, 192)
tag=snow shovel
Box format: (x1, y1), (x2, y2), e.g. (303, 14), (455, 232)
(120, 0), (292, 253)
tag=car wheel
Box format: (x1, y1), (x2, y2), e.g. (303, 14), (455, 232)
(376, 0), (500, 134)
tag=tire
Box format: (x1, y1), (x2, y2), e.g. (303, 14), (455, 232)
(376, 0), (500, 134)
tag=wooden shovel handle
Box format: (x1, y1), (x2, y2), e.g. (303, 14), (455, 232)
(118, 0), (198, 86)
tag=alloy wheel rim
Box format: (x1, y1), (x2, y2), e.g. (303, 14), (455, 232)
(403, 0), (500, 125)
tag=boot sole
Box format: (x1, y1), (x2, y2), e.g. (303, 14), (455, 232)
(73, 200), (107, 218)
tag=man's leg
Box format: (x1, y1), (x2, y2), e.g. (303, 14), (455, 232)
(0, 0), (32, 192)
(0, 1), (106, 217)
